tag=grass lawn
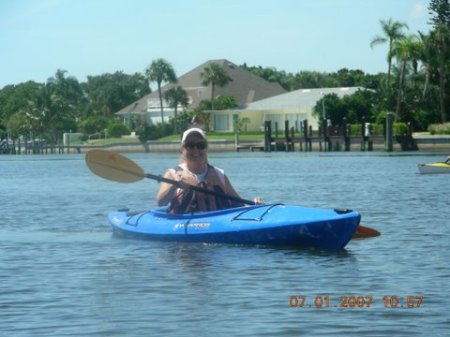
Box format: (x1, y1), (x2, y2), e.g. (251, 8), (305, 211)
(154, 132), (265, 142)
(77, 132), (266, 146)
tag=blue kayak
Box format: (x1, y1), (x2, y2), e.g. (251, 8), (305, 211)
(108, 204), (361, 249)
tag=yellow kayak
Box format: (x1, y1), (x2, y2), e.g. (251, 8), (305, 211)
(418, 162), (450, 174)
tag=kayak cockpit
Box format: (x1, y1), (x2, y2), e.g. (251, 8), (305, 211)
(149, 203), (283, 221)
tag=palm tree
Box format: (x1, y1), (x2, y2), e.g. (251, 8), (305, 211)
(200, 63), (232, 111)
(47, 69), (82, 102)
(47, 69), (83, 120)
(391, 34), (422, 120)
(430, 24), (449, 123)
(417, 31), (434, 99)
(24, 84), (68, 144)
(428, 0), (450, 123)
(164, 86), (189, 117)
(370, 18), (409, 85)
(145, 58), (177, 124)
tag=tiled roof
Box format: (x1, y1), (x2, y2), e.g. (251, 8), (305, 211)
(116, 59), (286, 114)
(243, 87), (365, 111)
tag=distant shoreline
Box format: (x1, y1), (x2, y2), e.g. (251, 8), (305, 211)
(2, 134), (449, 155)
(78, 136), (449, 154)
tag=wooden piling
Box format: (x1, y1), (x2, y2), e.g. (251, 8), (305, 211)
(385, 113), (394, 152)
(264, 121), (272, 152)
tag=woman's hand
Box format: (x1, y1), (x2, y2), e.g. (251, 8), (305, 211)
(176, 173), (200, 190)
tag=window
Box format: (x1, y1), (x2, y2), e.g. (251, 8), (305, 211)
(214, 114), (229, 131)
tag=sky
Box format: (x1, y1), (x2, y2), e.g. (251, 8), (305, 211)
(0, 0), (432, 89)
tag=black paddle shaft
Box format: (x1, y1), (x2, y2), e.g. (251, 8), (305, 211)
(148, 173), (255, 205)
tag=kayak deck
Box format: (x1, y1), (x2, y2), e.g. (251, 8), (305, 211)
(418, 162), (450, 174)
(108, 204), (361, 249)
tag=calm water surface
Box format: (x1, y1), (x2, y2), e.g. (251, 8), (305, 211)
(1, 151), (449, 337)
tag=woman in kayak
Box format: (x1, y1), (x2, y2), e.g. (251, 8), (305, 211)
(157, 128), (263, 213)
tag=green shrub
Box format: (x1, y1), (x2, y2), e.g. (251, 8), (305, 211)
(349, 123), (383, 136)
(372, 123), (384, 135)
(107, 123), (130, 138)
(136, 122), (176, 142)
(393, 123), (408, 136)
(351, 124), (362, 135)
(78, 116), (110, 135)
(428, 123), (450, 135)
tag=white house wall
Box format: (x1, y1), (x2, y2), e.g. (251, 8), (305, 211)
(210, 109), (316, 133)
(264, 111), (313, 131)
(209, 87), (365, 132)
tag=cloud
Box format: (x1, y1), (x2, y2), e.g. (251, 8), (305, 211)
(409, 1), (427, 20)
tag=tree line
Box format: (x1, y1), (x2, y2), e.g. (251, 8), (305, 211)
(1, 0), (449, 146)
(244, 0), (450, 133)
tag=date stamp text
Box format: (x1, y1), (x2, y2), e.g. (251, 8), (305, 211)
(289, 295), (424, 309)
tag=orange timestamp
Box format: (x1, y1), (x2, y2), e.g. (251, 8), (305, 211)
(289, 295), (424, 309)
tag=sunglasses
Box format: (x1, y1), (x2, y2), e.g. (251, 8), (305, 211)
(184, 141), (207, 150)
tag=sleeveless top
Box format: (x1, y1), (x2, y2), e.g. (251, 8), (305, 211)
(167, 163), (242, 214)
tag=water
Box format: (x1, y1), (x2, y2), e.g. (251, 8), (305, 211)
(1, 151), (449, 337)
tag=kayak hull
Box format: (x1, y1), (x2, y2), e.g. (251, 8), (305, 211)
(418, 162), (450, 174)
(108, 204), (361, 249)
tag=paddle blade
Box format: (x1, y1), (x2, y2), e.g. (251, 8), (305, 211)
(85, 149), (145, 183)
(352, 225), (381, 239)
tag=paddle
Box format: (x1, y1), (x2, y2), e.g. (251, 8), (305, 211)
(352, 225), (380, 239)
(85, 149), (380, 239)
(85, 149), (255, 205)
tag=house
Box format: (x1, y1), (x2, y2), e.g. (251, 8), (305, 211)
(209, 87), (366, 132)
(115, 59), (286, 125)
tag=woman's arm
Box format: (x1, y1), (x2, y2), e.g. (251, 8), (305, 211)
(156, 171), (178, 206)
